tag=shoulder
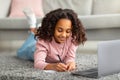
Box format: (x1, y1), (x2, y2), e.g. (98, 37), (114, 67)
(36, 39), (49, 48)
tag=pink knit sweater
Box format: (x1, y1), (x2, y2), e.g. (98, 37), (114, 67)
(34, 37), (78, 70)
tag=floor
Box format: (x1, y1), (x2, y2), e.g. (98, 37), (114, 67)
(1, 50), (120, 80)
(0, 50), (98, 80)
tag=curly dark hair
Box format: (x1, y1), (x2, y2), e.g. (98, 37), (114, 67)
(35, 8), (87, 45)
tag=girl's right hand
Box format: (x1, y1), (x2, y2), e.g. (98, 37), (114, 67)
(54, 63), (67, 72)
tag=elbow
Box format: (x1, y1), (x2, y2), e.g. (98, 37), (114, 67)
(34, 62), (48, 70)
(34, 63), (38, 69)
(34, 62), (43, 70)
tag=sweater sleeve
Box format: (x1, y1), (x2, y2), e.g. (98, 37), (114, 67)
(64, 43), (78, 64)
(34, 40), (49, 70)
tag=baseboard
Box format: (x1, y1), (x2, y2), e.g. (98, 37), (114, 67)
(0, 40), (24, 51)
(0, 40), (98, 54)
(76, 41), (98, 54)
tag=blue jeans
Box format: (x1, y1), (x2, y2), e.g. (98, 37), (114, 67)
(17, 32), (36, 61)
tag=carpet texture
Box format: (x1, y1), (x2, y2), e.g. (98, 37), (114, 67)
(0, 51), (120, 80)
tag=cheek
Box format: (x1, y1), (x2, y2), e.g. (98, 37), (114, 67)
(66, 33), (71, 38)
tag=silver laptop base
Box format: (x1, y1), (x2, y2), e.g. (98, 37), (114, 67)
(71, 68), (98, 78)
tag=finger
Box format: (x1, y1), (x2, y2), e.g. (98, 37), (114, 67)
(58, 63), (67, 71)
(56, 63), (67, 71)
(56, 66), (66, 72)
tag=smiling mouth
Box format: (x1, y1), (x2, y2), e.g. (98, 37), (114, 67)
(59, 38), (66, 41)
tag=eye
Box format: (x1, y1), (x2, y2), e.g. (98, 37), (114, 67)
(66, 29), (72, 33)
(57, 28), (63, 32)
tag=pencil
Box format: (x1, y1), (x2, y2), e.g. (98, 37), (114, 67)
(57, 55), (63, 63)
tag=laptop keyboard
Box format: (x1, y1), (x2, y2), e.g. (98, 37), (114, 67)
(71, 68), (98, 78)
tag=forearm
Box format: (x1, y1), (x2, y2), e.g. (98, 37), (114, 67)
(64, 57), (75, 64)
(44, 63), (56, 70)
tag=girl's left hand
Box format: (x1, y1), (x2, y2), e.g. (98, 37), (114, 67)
(66, 62), (76, 71)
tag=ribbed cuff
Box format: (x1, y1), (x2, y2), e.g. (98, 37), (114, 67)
(30, 23), (36, 28)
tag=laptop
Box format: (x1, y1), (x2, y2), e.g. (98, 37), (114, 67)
(71, 40), (120, 78)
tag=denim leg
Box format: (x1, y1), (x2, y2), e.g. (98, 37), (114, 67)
(17, 32), (36, 61)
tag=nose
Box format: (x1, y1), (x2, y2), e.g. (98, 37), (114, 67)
(61, 32), (67, 38)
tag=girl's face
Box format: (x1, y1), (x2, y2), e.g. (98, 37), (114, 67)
(54, 18), (72, 43)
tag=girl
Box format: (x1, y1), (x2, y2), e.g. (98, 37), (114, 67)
(17, 8), (87, 72)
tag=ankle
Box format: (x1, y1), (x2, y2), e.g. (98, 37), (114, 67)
(30, 28), (37, 34)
